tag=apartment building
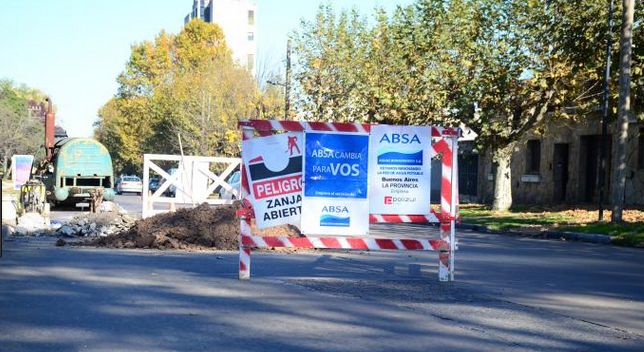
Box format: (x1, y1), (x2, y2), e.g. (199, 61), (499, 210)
(185, 0), (257, 74)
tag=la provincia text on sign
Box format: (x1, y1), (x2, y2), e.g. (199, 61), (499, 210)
(242, 132), (303, 229)
(368, 125), (432, 215)
(302, 131), (370, 235)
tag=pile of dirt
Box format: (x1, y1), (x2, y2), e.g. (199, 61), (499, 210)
(88, 203), (241, 250)
(86, 202), (301, 251)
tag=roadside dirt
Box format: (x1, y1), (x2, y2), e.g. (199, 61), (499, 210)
(556, 208), (644, 223)
(85, 202), (300, 251)
(460, 203), (644, 224)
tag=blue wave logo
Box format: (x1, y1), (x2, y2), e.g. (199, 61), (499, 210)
(320, 215), (350, 227)
(377, 150), (423, 165)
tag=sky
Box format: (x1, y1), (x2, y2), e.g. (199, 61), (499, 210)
(0, 0), (413, 138)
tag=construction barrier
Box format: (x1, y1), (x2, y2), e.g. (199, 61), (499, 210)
(238, 119), (459, 281)
(141, 154), (240, 218)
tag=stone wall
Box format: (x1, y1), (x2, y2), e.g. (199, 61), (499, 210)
(623, 126), (644, 205)
(477, 118), (644, 206)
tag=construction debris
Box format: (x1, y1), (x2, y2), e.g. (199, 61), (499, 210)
(86, 203), (241, 250)
(98, 201), (127, 214)
(1, 198), (17, 226)
(84, 202), (300, 251)
(57, 212), (136, 237)
(14, 212), (50, 235)
(9, 199), (300, 251)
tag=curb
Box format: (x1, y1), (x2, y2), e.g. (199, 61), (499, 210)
(456, 223), (612, 245)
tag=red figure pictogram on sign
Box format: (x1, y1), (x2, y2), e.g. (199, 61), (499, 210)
(287, 136), (301, 156)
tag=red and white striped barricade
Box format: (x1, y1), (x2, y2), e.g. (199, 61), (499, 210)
(238, 119), (459, 281)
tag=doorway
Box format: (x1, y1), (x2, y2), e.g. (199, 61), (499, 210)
(579, 135), (611, 202)
(553, 143), (569, 202)
(458, 153), (479, 198)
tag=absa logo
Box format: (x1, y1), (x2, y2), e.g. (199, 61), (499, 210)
(379, 133), (421, 144)
(322, 205), (349, 213)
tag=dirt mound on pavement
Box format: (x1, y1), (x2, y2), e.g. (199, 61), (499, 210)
(89, 203), (240, 250)
(87, 202), (300, 251)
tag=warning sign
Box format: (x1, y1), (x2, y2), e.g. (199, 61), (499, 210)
(242, 132), (303, 229)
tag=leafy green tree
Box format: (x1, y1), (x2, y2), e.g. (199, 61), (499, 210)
(292, 0), (642, 211)
(0, 80), (45, 175)
(292, 6), (373, 122)
(96, 20), (263, 174)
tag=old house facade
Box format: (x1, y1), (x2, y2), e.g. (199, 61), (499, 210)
(472, 117), (644, 206)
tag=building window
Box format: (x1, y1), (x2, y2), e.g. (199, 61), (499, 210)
(526, 139), (541, 174)
(204, 4), (212, 22)
(248, 10), (255, 25)
(248, 32), (254, 41)
(247, 54), (255, 71)
(639, 128), (644, 169)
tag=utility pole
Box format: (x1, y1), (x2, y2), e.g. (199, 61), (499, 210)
(267, 39), (292, 120)
(598, 0), (614, 222)
(611, 0), (635, 222)
(285, 39), (291, 120)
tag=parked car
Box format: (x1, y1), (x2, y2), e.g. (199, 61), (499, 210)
(149, 177), (161, 193)
(165, 168), (178, 196)
(116, 175), (143, 195)
(219, 171), (240, 200)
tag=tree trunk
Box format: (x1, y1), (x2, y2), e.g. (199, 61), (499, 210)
(492, 143), (514, 211)
(611, 0), (635, 223)
(2, 154), (8, 176)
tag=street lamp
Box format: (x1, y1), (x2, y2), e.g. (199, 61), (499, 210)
(266, 80), (289, 120)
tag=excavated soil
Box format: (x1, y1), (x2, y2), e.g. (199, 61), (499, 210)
(87, 202), (300, 251)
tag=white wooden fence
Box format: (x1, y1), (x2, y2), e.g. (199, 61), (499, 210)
(142, 154), (241, 218)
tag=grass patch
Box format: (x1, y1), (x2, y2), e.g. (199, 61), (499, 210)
(561, 222), (644, 247)
(459, 204), (644, 247)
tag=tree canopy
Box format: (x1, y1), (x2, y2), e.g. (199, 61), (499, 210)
(95, 19), (276, 174)
(0, 79), (46, 175)
(291, 0), (642, 210)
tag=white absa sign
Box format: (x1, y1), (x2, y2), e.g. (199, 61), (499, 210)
(368, 125), (432, 215)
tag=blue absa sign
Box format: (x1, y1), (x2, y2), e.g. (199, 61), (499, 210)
(302, 131), (369, 235)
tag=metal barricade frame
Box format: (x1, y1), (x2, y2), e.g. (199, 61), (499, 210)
(237, 120), (459, 281)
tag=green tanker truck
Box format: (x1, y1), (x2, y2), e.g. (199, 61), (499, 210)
(40, 137), (116, 204)
(20, 98), (116, 212)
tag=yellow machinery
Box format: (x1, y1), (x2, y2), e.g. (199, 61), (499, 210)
(17, 180), (46, 216)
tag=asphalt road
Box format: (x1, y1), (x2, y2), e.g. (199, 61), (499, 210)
(49, 194), (143, 223)
(1, 224), (643, 352)
(48, 193), (198, 223)
(112, 193), (144, 216)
